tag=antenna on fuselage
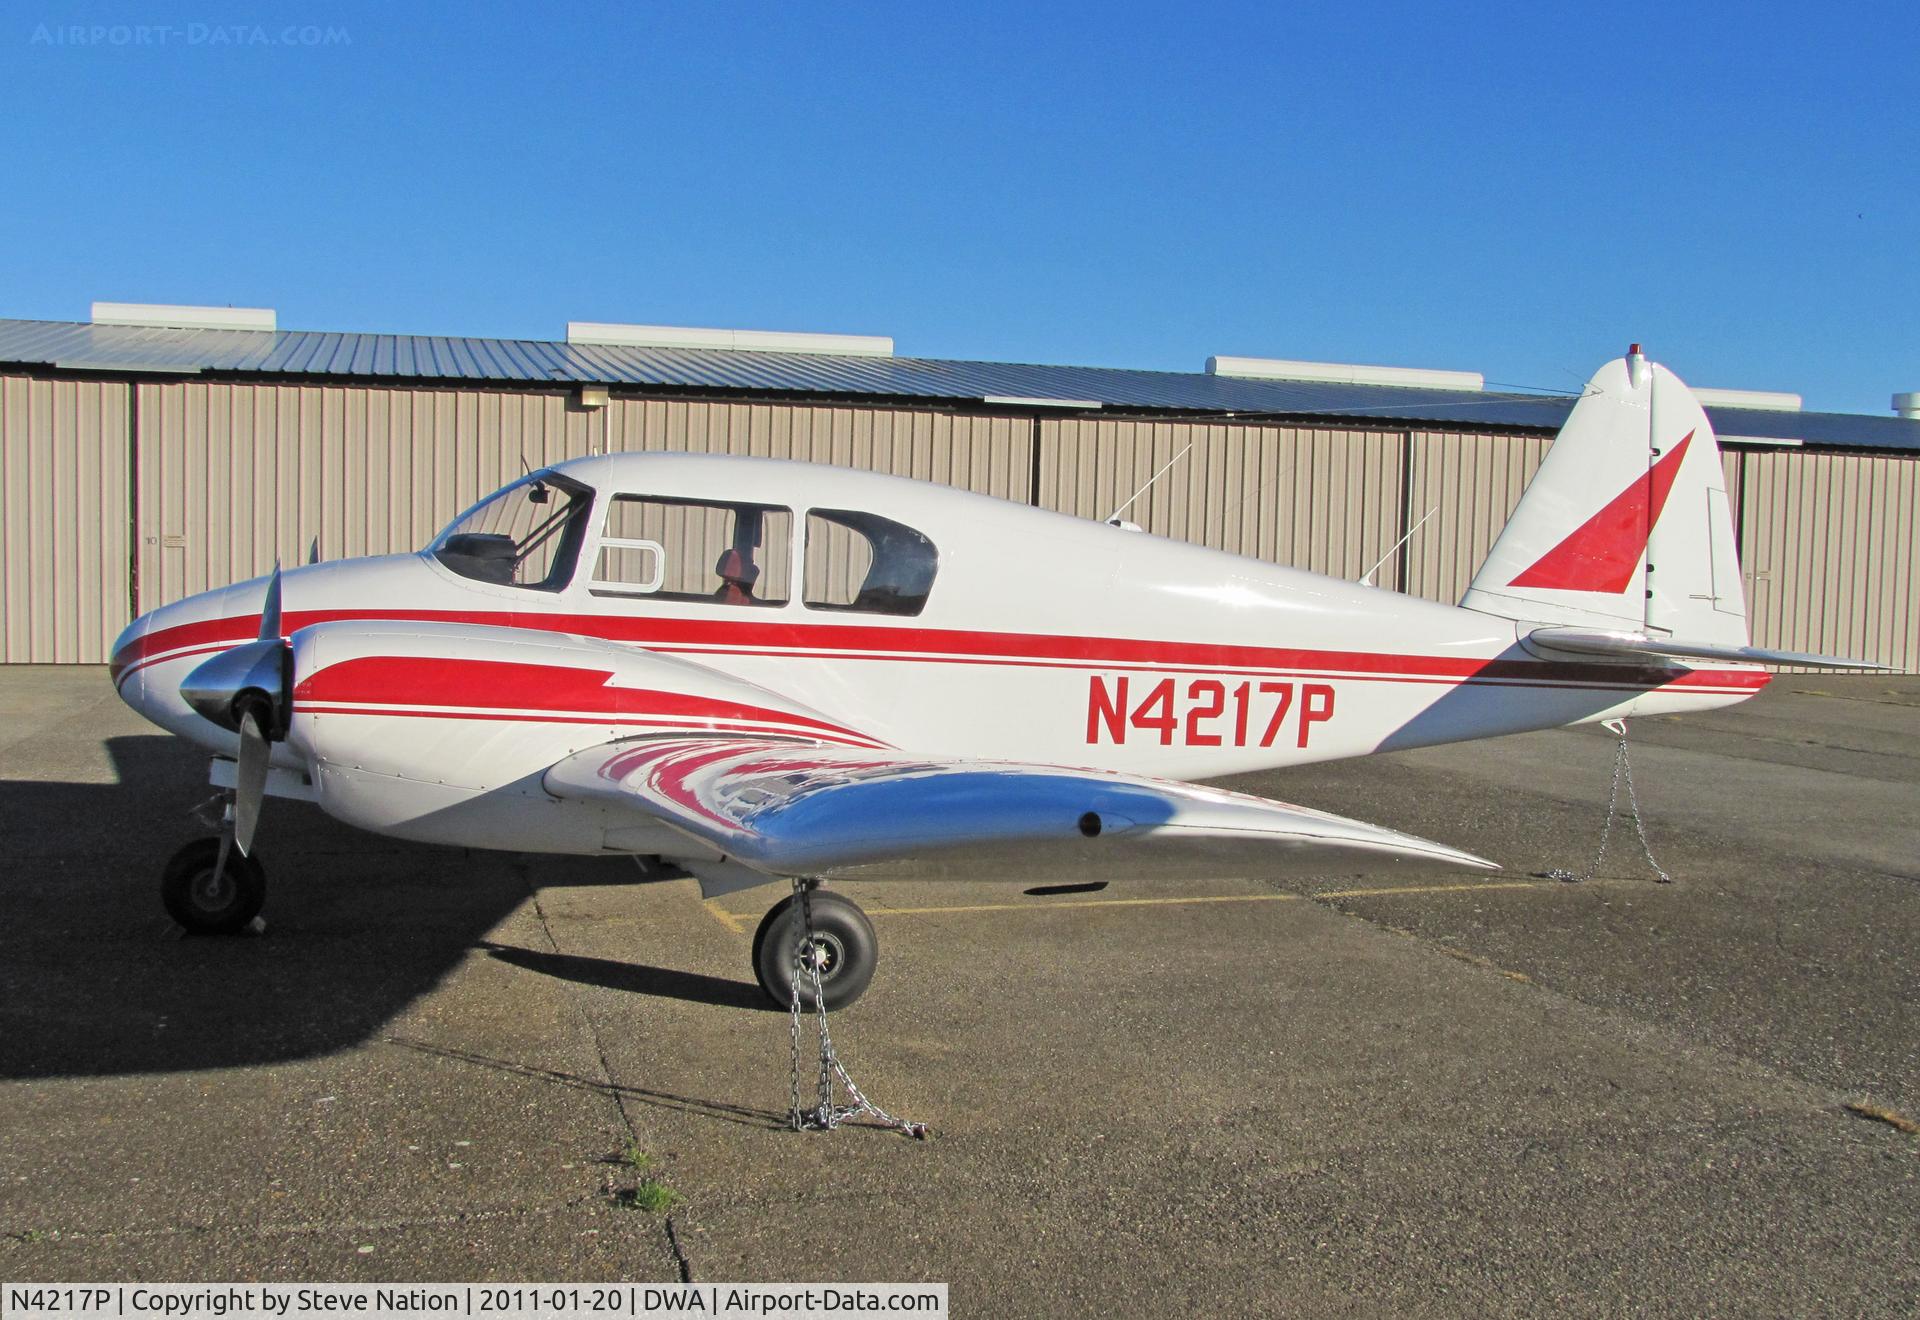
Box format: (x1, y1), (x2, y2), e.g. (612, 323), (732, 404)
(1358, 507), (1438, 587)
(516, 447), (554, 502)
(1105, 443), (1194, 527)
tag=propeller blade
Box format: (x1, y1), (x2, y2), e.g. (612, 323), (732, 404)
(306, 536), (320, 565)
(258, 563), (283, 641)
(234, 705), (270, 857)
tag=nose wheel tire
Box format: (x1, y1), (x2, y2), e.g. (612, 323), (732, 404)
(161, 837), (266, 935)
(751, 889), (877, 1011)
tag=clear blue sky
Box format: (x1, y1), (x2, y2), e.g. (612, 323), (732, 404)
(3, 1), (1913, 413)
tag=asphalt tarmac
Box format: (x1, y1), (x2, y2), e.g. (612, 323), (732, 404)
(2, 667), (1915, 1315)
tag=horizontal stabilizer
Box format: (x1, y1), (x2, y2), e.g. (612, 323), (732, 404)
(1525, 627), (1892, 671)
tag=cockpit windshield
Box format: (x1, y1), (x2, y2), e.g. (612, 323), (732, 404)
(429, 472), (593, 590)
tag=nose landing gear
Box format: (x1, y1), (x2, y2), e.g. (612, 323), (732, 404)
(160, 836), (266, 935)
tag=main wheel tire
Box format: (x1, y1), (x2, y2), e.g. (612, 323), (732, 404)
(751, 889), (877, 1011)
(161, 838), (266, 935)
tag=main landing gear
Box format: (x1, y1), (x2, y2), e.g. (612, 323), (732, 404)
(160, 835), (265, 935)
(750, 884), (877, 1011)
(767, 879), (924, 1135)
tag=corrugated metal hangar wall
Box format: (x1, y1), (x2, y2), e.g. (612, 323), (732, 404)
(3, 371), (1915, 671)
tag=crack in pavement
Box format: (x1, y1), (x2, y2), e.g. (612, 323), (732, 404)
(517, 864), (696, 1283)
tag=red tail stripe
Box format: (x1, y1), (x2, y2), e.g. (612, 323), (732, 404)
(1509, 432), (1693, 592)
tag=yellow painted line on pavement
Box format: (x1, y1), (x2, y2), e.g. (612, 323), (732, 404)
(1315, 880), (1548, 901)
(713, 878), (1554, 926)
(864, 892), (1305, 918)
(702, 898), (747, 935)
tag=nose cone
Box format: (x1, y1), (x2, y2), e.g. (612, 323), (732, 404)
(180, 638), (289, 732)
(107, 586), (261, 744)
(109, 612), (152, 714)
(105, 553), (438, 747)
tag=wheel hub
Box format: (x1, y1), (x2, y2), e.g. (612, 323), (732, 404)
(803, 932), (843, 980)
(193, 867), (236, 912)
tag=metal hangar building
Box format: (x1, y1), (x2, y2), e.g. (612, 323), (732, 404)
(2, 303), (1914, 670)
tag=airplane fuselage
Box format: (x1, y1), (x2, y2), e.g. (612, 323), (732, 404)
(110, 453), (1767, 855)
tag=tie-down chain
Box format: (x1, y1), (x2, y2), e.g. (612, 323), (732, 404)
(786, 879), (927, 1138)
(1543, 718), (1675, 886)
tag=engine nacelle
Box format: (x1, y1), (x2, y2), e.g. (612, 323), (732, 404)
(282, 619), (863, 854)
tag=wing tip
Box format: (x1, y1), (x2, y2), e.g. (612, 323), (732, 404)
(1430, 847), (1501, 872)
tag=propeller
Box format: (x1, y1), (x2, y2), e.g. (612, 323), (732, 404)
(233, 703), (271, 856)
(180, 566), (292, 857)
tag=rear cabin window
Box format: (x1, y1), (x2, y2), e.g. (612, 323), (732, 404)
(803, 509), (938, 617)
(591, 496), (793, 606)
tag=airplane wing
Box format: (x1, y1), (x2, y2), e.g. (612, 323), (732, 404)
(544, 736), (1498, 890)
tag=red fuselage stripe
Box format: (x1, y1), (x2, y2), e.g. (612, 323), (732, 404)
(116, 607), (1771, 696)
(297, 705), (885, 746)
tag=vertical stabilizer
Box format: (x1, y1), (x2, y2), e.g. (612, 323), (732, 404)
(1461, 349), (1747, 644)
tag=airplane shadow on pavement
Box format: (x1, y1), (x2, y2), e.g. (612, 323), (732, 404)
(0, 649), (1673, 1082)
(479, 941), (775, 1013)
(0, 734), (770, 1082)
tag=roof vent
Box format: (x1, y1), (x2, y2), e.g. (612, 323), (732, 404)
(566, 322), (893, 357)
(91, 301), (276, 333)
(981, 394), (1102, 409)
(1893, 392), (1920, 420)
(1691, 387), (1801, 412)
(1206, 355), (1483, 391)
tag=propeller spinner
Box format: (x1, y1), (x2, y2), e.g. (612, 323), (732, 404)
(179, 567), (292, 857)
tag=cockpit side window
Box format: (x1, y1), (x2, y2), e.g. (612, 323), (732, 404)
(590, 496), (793, 606)
(429, 473), (592, 590)
(803, 509), (938, 617)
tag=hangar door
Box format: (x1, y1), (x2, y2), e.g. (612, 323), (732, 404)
(0, 375), (131, 662)
(1740, 449), (1918, 671)
(135, 381), (607, 610)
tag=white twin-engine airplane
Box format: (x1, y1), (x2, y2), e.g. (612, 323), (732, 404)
(110, 348), (1876, 1009)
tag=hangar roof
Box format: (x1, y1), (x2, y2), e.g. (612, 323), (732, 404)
(1, 316), (1912, 452)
